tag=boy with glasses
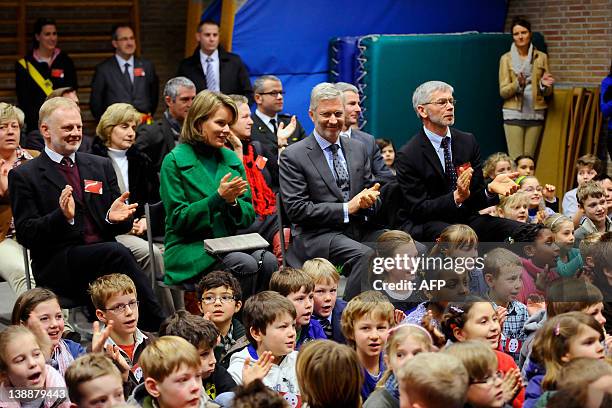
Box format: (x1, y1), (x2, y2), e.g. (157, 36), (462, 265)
(89, 273), (154, 386)
(197, 271), (247, 368)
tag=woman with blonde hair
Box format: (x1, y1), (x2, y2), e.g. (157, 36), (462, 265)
(0, 103), (37, 295)
(92, 103), (178, 313)
(159, 90), (277, 295)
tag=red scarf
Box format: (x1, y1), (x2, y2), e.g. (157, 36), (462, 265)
(243, 144), (276, 216)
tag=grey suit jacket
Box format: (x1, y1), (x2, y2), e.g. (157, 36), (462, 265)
(279, 134), (377, 258)
(90, 56), (159, 120)
(351, 128), (395, 184)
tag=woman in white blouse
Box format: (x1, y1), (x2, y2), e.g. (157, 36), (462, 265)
(93, 103), (176, 313)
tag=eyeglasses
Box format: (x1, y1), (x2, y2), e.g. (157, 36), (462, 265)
(470, 370), (503, 385)
(201, 295), (236, 304)
(522, 185), (543, 193)
(105, 300), (139, 314)
(258, 91), (285, 97)
(422, 98), (457, 107)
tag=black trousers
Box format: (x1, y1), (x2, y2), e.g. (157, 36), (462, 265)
(218, 249), (278, 298)
(46, 242), (166, 332)
(329, 224), (385, 301)
(406, 214), (523, 243)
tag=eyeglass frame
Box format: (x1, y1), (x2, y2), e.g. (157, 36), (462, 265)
(200, 294), (237, 305)
(104, 299), (139, 314)
(421, 98), (457, 107)
(257, 91), (285, 97)
(470, 370), (503, 385)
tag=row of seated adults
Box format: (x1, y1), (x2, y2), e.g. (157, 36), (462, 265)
(2, 80), (524, 323)
(5, 97), (165, 331)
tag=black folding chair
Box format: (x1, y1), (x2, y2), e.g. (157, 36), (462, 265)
(275, 193), (301, 268)
(22, 247), (92, 338)
(144, 202), (186, 311)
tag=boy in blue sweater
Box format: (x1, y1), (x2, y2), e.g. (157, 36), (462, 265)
(269, 267), (326, 349)
(303, 257), (347, 343)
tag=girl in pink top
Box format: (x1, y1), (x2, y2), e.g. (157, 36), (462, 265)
(510, 223), (560, 304)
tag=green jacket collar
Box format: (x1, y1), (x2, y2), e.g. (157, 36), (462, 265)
(172, 143), (244, 198)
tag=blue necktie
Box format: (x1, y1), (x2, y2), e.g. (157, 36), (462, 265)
(205, 57), (219, 91)
(441, 136), (457, 191)
(328, 144), (350, 202)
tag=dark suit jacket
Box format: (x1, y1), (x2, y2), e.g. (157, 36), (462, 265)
(330, 298), (347, 344)
(250, 112), (307, 191)
(135, 115), (177, 174)
(395, 127), (495, 226)
(90, 56), (159, 120)
(90, 138), (160, 219)
(177, 47), (252, 101)
(279, 134), (377, 259)
(8, 152), (132, 285)
(350, 128), (395, 185)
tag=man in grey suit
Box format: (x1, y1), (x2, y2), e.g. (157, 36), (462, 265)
(279, 83), (383, 300)
(335, 82), (394, 184)
(90, 24), (159, 121)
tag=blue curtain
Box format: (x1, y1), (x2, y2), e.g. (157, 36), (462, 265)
(205, 0), (507, 132)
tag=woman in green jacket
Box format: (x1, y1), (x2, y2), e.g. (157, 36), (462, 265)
(159, 90), (277, 296)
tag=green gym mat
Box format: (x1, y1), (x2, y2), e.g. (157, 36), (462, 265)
(358, 32), (546, 157)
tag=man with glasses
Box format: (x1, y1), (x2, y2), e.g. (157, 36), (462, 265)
(395, 80), (521, 242)
(251, 75), (307, 190)
(90, 24), (159, 121)
(177, 20), (252, 101)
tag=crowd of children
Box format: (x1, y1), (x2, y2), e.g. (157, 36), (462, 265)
(0, 151), (611, 408)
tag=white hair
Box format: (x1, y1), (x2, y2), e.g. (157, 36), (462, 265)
(412, 81), (454, 117)
(309, 82), (343, 111)
(335, 82), (359, 95)
(164, 76), (196, 101)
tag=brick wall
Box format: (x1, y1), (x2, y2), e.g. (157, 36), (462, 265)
(505, 0), (612, 87)
(139, 0), (188, 114)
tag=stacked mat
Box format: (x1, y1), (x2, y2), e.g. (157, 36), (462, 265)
(329, 32), (546, 157)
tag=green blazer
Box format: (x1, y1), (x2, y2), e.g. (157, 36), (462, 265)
(159, 143), (255, 284)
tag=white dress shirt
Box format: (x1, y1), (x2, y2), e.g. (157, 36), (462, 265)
(199, 49), (220, 92)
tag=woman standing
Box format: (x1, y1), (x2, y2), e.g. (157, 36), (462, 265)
(499, 16), (554, 159)
(15, 18), (78, 133)
(160, 91), (277, 295)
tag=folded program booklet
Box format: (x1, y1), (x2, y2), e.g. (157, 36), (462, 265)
(203, 233), (269, 254)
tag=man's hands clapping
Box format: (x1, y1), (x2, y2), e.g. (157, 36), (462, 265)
(454, 167), (473, 204)
(59, 185), (76, 220)
(348, 183), (380, 214)
(109, 192), (138, 223)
